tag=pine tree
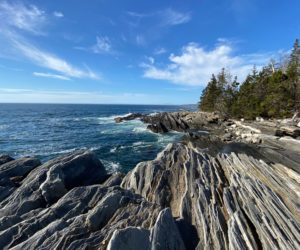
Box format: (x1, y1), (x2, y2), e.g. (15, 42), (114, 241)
(287, 39), (300, 110)
(198, 74), (219, 111)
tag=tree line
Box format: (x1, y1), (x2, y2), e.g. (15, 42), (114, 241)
(198, 39), (300, 119)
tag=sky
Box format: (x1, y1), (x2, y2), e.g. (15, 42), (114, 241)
(0, 0), (299, 105)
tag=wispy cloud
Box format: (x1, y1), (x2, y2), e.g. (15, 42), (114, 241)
(92, 36), (112, 53)
(0, 1), (99, 80)
(13, 40), (99, 79)
(33, 72), (70, 81)
(75, 36), (113, 54)
(159, 8), (191, 26)
(126, 8), (191, 27)
(142, 40), (273, 86)
(0, 1), (46, 35)
(53, 11), (63, 18)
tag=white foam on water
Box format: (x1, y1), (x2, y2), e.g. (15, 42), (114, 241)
(133, 141), (144, 146)
(110, 147), (117, 153)
(103, 160), (121, 173)
(132, 126), (148, 133)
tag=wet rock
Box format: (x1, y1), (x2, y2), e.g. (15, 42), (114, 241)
(114, 113), (143, 123)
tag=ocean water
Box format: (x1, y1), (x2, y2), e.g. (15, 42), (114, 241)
(0, 103), (192, 173)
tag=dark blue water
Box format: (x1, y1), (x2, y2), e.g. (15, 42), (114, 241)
(0, 104), (192, 173)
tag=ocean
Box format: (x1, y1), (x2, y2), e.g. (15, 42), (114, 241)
(0, 103), (193, 173)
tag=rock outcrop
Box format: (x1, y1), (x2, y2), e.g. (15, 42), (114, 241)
(0, 151), (186, 250)
(114, 113), (143, 123)
(1, 110), (300, 249)
(122, 143), (300, 249)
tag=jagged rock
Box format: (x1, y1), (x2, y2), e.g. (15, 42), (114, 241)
(114, 113), (143, 123)
(142, 112), (190, 133)
(141, 111), (220, 134)
(0, 152), (187, 250)
(0, 154), (14, 165)
(122, 143), (300, 250)
(0, 185), (156, 249)
(147, 123), (169, 133)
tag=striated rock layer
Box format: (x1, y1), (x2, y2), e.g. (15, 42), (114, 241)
(122, 143), (300, 250)
(1, 143), (299, 249)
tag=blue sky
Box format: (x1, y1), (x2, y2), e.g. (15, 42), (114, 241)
(0, 0), (299, 104)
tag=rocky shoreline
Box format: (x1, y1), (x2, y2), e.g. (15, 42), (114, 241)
(0, 110), (299, 249)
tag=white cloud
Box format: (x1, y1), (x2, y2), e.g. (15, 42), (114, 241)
(92, 36), (112, 53)
(126, 8), (191, 27)
(0, 88), (161, 104)
(160, 8), (191, 26)
(142, 41), (272, 86)
(33, 72), (70, 81)
(154, 47), (167, 55)
(53, 11), (63, 18)
(13, 40), (99, 79)
(0, 1), (46, 35)
(0, 2), (99, 81)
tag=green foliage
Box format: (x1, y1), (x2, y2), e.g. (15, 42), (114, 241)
(198, 39), (300, 119)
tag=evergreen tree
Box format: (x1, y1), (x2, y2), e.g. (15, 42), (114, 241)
(198, 74), (219, 111)
(198, 39), (299, 118)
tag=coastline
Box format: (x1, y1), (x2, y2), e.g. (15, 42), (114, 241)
(0, 110), (299, 249)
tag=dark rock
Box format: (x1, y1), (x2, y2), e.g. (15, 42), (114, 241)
(141, 111), (220, 134)
(147, 123), (169, 133)
(0, 154), (14, 166)
(114, 113), (143, 123)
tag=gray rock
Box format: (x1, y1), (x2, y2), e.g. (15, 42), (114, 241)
(0, 151), (186, 250)
(0, 156), (41, 202)
(0, 151), (107, 220)
(122, 143), (300, 250)
(108, 208), (186, 250)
